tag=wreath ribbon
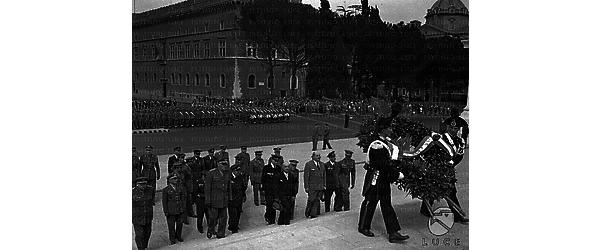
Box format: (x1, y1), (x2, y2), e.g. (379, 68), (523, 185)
(402, 132), (459, 158)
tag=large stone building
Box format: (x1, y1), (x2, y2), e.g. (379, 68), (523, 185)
(419, 0), (468, 46)
(132, 0), (306, 100)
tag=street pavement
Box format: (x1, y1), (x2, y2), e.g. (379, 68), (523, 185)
(133, 137), (469, 250)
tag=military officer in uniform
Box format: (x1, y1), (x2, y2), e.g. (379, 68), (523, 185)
(357, 117), (410, 243)
(175, 155), (195, 218)
(216, 145), (229, 161)
(270, 147), (284, 167)
(205, 159), (231, 239)
(250, 150), (265, 206)
(261, 155), (282, 224)
(140, 146), (160, 204)
(203, 148), (217, 171)
(187, 149), (204, 219)
(235, 146), (251, 186)
(334, 150), (356, 211)
(288, 159), (300, 220)
(133, 147), (142, 188)
(420, 115), (469, 223)
(162, 174), (187, 245)
(323, 151), (339, 212)
(132, 177), (154, 250)
(304, 152), (326, 218)
(168, 146), (182, 174)
(228, 163), (247, 234)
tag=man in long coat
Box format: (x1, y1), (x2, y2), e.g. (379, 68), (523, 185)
(303, 152), (326, 218)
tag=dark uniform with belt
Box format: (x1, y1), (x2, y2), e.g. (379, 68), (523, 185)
(187, 149), (205, 222)
(420, 116), (469, 223)
(235, 146), (251, 186)
(174, 156), (194, 218)
(168, 146), (181, 174)
(162, 174), (186, 244)
(215, 145), (230, 166)
(250, 151), (265, 206)
(270, 147), (284, 167)
(358, 117), (409, 243)
(140, 146), (160, 203)
(132, 177), (153, 250)
(203, 148), (217, 171)
(133, 147), (142, 188)
(261, 155), (282, 224)
(323, 151), (339, 212)
(205, 159), (231, 239)
(334, 150), (356, 211)
(288, 159), (300, 220)
(228, 163), (247, 233)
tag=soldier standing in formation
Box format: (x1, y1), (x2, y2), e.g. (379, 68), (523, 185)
(228, 161), (247, 234)
(132, 147), (142, 188)
(288, 159), (300, 220)
(322, 123), (333, 150)
(357, 117), (410, 243)
(323, 151), (339, 213)
(204, 148), (217, 171)
(304, 152), (326, 218)
(261, 155), (282, 225)
(250, 150), (265, 206)
(334, 150), (356, 211)
(140, 146), (160, 204)
(276, 163), (298, 225)
(162, 174), (187, 245)
(132, 177), (154, 250)
(205, 159), (231, 239)
(168, 146), (182, 174)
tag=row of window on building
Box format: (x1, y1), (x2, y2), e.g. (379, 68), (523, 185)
(133, 19), (227, 41)
(134, 72), (298, 89)
(133, 41), (263, 61)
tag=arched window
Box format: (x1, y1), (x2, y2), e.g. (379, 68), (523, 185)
(248, 74), (256, 89)
(186, 73), (190, 86)
(205, 74), (210, 87)
(220, 74), (226, 88)
(171, 73), (175, 85)
(290, 75), (298, 90)
(267, 74), (274, 89)
(154, 73), (157, 83)
(144, 73), (147, 83)
(179, 73), (182, 85)
(195, 74), (200, 86)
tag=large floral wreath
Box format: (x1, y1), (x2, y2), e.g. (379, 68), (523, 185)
(357, 113), (459, 202)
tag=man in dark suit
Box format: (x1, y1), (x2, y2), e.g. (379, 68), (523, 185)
(420, 115), (469, 224)
(228, 161), (247, 234)
(323, 151), (339, 212)
(358, 117), (410, 243)
(132, 177), (153, 250)
(205, 159), (231, 239)
(168, 146), (182, 174)
(162, 174), (186, 245)
(276, 163), (298, 225)
(203, 148), (217, 172)
(250, 151), (265, 206)
(304, 152), (326, 218)
(261, 155), (282, 224)
(140, 145), (160, 204)
(334, 150), (356, 211)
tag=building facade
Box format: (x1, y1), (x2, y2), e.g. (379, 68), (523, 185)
(133, 0), (306, 100)
(419, 0), (468, 41)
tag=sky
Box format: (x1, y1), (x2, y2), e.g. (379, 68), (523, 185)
(132, 0), (469, 24)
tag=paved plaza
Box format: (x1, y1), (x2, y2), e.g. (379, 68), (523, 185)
(133, 137), (469, 250)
